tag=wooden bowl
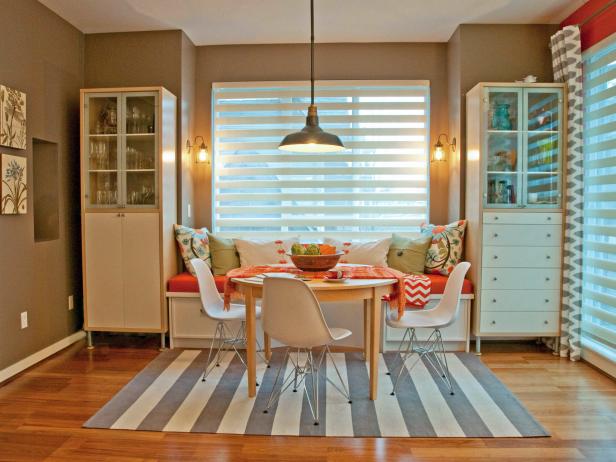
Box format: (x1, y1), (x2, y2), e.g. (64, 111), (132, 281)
(287, 252), (344, 272)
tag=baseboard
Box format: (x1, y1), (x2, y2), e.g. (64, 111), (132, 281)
(0, 330), (86, 384)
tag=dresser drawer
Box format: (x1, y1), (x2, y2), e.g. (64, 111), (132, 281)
(481, 290), (560, 312)
(483, 212), (562, 225)
(480, 311), (559, 335)
(483, 224), (561, 247)
(482, 268), (561, 290)
(482, 246), (561, 268)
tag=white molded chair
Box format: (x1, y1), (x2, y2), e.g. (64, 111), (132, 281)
(261, 277), (352, 425)
(191, 258), (265, 382)
(386, 261), (471, 396)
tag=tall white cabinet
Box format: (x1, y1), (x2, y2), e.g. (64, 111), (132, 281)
(465, 83), (566, 353)
(80, 87), (177, 348)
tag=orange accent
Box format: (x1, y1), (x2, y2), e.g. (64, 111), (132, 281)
(318, 244), (337, 255)
(167, 271), (473, 297)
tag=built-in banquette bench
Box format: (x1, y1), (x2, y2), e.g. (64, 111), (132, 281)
(166, 272), (474, 352)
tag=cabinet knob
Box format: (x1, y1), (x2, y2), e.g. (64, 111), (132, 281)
(493, 255), (498, 259)
(116, 213), (121, 217)
(545, 299), (550, 303)
(492, 298), (497, 303)
(546, 255), (551, 259)
(545, 277), (550, 281)
(544, 320), (549, 325)
(547, 233), (552, 238)
(547, 217), (552, 221)
(491, 320), (496, 325)
(493, 233), (499, 238)
(493, 277), (498, 281)
(494, 216), (499, 220)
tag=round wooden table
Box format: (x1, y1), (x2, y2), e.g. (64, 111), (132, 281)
(231, 277), (397, 400)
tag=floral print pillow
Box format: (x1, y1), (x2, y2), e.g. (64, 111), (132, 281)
(174, 224), (211, 276)
(420, 220), (467, 276)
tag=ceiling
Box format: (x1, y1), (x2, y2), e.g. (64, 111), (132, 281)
(39, 0), (586, 45)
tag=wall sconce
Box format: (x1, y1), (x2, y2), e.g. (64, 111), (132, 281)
(186, 136), (209, 164)
(432, 134), (456, 162)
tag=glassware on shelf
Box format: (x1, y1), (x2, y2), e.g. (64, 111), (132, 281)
(487, 174), (517, 205)
(492, 103), (513, 130)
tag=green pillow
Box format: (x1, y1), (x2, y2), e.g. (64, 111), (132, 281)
(387, 234), (432, 274)
(207, 234), (240, 276)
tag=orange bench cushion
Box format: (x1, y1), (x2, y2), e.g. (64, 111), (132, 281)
(167, 272), (473, 295)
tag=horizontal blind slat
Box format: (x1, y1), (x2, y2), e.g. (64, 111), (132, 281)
(217, 166), (427, 177)
(217, 205), (427, 215)
(217, 192), (427, 202)
(216, 114), (427, 125)
(215, 179), (427, 189)
(219, 153), (426, 163)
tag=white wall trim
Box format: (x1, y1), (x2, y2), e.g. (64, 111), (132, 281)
(582, 346), (616, 380)
(0, 330), (86, 384)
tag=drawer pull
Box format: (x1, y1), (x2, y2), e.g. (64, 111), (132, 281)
(491, 320), (496, 325)
(545, 299), (550, 303)
(546, 255), (551, 260)
(493, 233), (499, 238)
(493, 255), (498, 260)
(494, 216), (499, 221)
(544, 320), (549, 325)
(493, 277), (498, 281)
(545, 277), (550, 281)
(547, 217), (552, 221)
(547, 233), (552, 238)
(492, 298), (497, 303)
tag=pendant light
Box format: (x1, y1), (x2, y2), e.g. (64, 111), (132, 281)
(278, 0), (345, 152)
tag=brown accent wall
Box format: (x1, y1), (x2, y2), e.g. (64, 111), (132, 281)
(0, 0), (84, 370)
(193, 42), (451, 229)
(84, 30), (196, 226)
(447, 24), (558, 220)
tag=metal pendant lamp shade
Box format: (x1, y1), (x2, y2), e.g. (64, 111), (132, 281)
(278, 0), (344, 153)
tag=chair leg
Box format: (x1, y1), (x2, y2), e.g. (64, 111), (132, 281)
(325, 345), (352, 404)
(435, 330), (454, 395)
(202, 321), (224, 382)
(263, 347), (291, 414)
(386, 327), (411, 376)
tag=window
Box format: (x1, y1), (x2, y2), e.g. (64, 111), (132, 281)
(212, 81), (430, 238)
(582, 32), (616, 365)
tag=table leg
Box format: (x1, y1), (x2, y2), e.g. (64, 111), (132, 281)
(245, 288), (257, 397)
(369, 288), (383, 400)
(363, 299), (370, 361)
(264, 332), (271, 361)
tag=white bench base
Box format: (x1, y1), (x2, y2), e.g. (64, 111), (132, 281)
(167, 292), (473, 352)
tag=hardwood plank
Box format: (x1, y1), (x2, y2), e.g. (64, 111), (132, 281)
(0, 338), (614, 461)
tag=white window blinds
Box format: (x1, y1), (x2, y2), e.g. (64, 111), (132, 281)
(582, 32), (616, 362)
(212, 81), (430, 238)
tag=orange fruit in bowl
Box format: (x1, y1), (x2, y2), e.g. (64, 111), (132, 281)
(318, 244), (337, 255)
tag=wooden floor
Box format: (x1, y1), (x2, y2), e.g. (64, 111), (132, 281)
(0, 336), (615, 462)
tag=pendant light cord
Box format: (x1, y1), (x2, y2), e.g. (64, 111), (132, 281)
(310, 0), (315, 106)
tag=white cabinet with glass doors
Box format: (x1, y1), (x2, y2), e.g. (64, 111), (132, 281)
(80, 87), (177, 348)
(483, 86), (563, 208)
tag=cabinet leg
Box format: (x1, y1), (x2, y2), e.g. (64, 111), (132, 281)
(475, 336), (482, 356)
(552, 336), (560, 356)
(160, 333), (166, 351)
(86, 331), (94, 350)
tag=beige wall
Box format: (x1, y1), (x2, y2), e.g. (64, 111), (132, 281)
(447, 24), (558, 220)
(0, 0), (84, 370)
(193, 42), (451, 229)
(84, 30), (196, 226)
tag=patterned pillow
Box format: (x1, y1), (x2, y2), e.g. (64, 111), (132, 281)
(420, 220), (467, 276)
(174, 224), (211, 276)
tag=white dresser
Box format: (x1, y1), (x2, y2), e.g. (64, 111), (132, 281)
(465, 83), (566, 353)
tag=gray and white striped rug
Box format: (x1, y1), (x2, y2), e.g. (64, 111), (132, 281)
(84, 349), (548, 437)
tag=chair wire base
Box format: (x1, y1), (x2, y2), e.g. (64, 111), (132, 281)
(389, 328), (455, 396)
(201, 320), (268, 383)
(262, 345), (351, 424)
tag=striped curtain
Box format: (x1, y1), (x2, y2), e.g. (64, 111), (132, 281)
(550, 25), (584, 360)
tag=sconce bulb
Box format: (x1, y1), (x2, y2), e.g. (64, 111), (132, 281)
(433, 146), (445, 162)
(197, 147), (208, 163)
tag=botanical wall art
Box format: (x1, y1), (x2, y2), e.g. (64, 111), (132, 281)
(0, 85), (27, 150)
(1, 153), (27, 214)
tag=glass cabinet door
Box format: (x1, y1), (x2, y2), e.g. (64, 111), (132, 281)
(122, 93), (158, 207)
(524, 88), (562, 208)
(84, 94), (120, 208)
(484, 88), (523, 208)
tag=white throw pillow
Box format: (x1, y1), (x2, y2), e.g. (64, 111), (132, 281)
(233, 237), (299, 267)
(323, 237), (391, 267)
